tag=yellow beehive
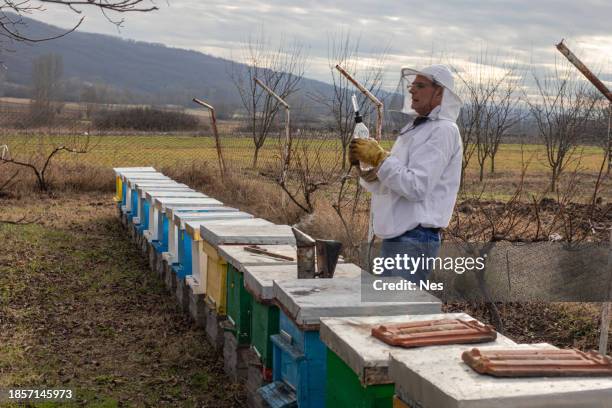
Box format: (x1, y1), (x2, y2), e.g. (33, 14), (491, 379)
(393, 396), (413, 408)
(203, 240), (228, 314)
(115, 175), (122, 202)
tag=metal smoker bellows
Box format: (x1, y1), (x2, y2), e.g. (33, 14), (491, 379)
(292, 228), (342, 279)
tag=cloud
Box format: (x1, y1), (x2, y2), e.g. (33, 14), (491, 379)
(26, 0), (612, 91)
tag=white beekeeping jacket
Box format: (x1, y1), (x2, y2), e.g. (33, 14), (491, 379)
(361, 89), (463, 239)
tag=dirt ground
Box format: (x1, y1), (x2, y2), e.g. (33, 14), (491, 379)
(0, 190), (610, 407)
(0, 193), (245, 407)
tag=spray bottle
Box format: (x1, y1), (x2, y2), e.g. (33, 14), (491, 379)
(351, 94), (373, 171)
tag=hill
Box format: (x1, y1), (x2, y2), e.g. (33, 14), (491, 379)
(0, 14), (337, 114)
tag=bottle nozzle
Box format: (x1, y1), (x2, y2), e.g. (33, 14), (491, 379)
(351, 94), (359, 113)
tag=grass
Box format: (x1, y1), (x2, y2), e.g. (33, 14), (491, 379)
(1, 132), (607, 173)
(0, 193), (245, 407)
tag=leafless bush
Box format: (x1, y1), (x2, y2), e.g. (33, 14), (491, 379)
(93, 107), (200, 131)
(526, 60), (598, 192)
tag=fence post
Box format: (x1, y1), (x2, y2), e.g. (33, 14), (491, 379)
(192, 98), (226, 179)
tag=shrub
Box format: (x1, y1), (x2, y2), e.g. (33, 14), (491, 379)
(93, 107), (199, 131)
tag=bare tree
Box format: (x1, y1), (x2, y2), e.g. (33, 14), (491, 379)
(525, 61), (598, 192)
(0, 1), (158, 44)
(228, 33), (306, 168)
(30, 53), (63, 126)
(453, 55), (524, 182)
(0, 140), (88, 191)
(591, 97), (611, 175)
(313, 31), (386, 170)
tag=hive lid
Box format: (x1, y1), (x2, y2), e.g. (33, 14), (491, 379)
(184, 216), (266, 240)
(166, 206), (240, 221)
(320, 314), (513, 385)
(177, 211), (252, 228)
(372, 318), (497, 348)
(462, 348), (612, 377)
(272, 277), (441, 328)
(130, 179), (187, 189)
(138, 187), (194, 198)
(145, 191), (206, 201)
(122, 173), (169, 182)
(154, 197), (223, 210)
(218, 244), (298, 274)
(113, 167), (156, 175)
(389, 343), (612, 408)
(244, 262), (361, 301)
(200, 224), (295, 248)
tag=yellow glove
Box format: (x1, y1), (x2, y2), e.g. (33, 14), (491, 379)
(349, 138), (389, 167)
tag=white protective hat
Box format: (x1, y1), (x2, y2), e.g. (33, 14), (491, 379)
(400, 64), (462, 122)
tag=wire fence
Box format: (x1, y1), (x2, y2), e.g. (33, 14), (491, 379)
(0, 98), (371, 183)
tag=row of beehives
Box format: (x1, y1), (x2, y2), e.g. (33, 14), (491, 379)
(113, 167), (612, 408)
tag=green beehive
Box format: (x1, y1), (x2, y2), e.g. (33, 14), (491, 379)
(218, 244), (298, 350)
(326, 348), (394, 408)
(226, 263), (253, 344)
(250, 300), (279, 368)
(242, 262), (362, 370)
(319, 313), (504, 408)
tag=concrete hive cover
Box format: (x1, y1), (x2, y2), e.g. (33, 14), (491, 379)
(243, 263), (362, 302)
(113, 167), (157, 176)
(145, 191), (207, 200)
(272, 277), (441, 328)
(185, 217), (270, 240)
(178, 212), (254, 233)
(199, 224), (296, 248)
(132, 180), (188, 189)
(319, 313), (514, 386)
(389, 343), (612, 408)
(218, 245), (298, 274)
(166, 206), (240, 224)
(154, 197), (223, 210)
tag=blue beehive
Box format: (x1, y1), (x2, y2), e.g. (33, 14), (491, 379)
(121, 173), (170, 220)
(121, 172), (168, 212)
(132, 181), (191, 234)
(148, 197), (224, 254)
(135, 189), (203, 231)
(262, 277), (441, 408)
(112, 167), (156, 204)
(160, 205), (241, 262)
(172, 212), (255, 279)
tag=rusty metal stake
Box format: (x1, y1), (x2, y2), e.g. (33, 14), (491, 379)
(335, 64), (384, 140)
(192, 97), (226, 179)
(334, 64), (383, 251)
(254, 77), (291, 183)
(556, 41), (612, 103)
(556, 40), (612, 173)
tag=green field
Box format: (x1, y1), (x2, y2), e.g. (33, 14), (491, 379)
(1, 133), (607, 174)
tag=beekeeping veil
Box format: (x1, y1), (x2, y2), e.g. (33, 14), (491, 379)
(399, 64), (462, 123)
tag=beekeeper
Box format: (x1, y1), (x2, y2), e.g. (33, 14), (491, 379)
(349, 64), (463, 283)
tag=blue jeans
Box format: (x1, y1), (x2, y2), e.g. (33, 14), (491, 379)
(379, 226), (441, 284)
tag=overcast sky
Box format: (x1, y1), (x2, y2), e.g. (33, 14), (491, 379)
(32, 0), (612, 90)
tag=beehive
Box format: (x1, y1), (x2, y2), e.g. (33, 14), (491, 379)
(133, 184), (192, 231)
(243, 263), (361, 371)
(319, 313), (512, 408)
(112, 167), (156, 203)
(121, 173), (170, 219)
(389, 343), (612, 408)
(149, 197), (223, 254)
(198, 223), (294, 315)
(218, 244), (297, 346)
(263, 277), (441, 408)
